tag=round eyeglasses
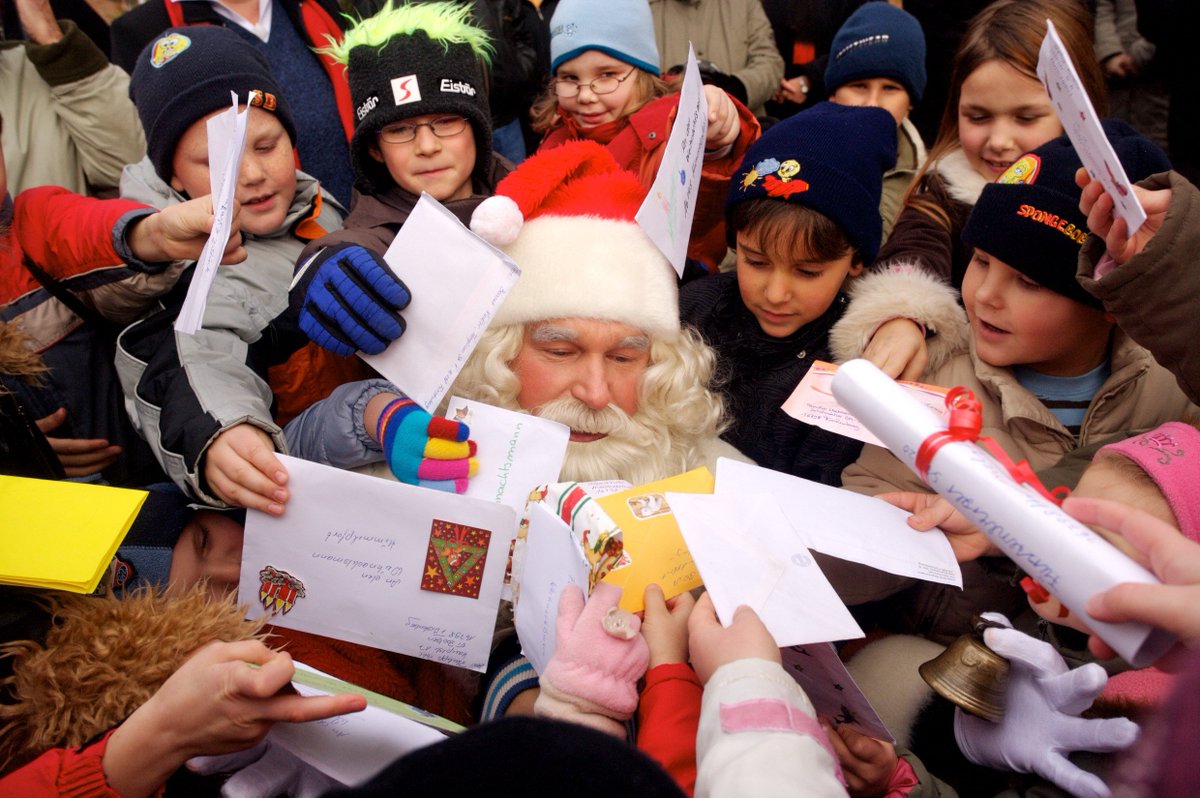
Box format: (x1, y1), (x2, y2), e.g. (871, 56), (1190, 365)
(552, 67), (638, 98)
(378, 115), (469, 144)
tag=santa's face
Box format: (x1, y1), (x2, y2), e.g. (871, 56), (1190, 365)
(510, 318), (651, 441)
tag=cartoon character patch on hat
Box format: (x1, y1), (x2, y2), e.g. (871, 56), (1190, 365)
(999, 154), (1041, 185)
(763, 160), (810, 198)
(150, 32), (191, 68)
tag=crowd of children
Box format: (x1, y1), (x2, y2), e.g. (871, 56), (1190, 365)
(3, 0), (1200, 795)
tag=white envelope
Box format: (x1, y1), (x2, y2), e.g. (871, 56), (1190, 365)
(716, 458), (961, 588)
(361, 194), (520, 411)
(668, 491), (863, 646)
(442, 396), (569, 513)
(513, 503), (590, 675)
(239, 455), (516, 672)
(635, 44), (707, 276)
(268, 663), (453, 787)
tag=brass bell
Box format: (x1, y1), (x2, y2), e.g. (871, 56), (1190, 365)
(918, 617), (1010, 722)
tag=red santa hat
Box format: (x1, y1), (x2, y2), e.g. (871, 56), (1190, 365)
(470, 141), (680, 340)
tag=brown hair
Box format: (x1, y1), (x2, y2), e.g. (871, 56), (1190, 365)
(530, 68), (673, 134)
(902, 0), (1106, 228)
(731, 199), (861, 266)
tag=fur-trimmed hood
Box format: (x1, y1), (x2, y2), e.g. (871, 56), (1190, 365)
(0, 587), (263, 773)
(830, 260), (969, 374)
(934, 148), (989, 207)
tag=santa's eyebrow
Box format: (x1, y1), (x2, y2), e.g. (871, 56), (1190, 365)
(530, 324), (578, 343)
(617, 335), (650, 350)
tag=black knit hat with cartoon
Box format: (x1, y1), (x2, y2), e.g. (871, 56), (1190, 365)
(130, 26), (297, 183)
(726, 102), (897, 262)
(962, 119), (1170, 310)
(323, 1), (493, 195)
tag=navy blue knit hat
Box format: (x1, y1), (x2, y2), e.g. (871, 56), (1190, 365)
(962, 119), (1170, 310)
(130, 27), (297, 184)
(825, 2), (927, 104)
(727, 102), (898, 262)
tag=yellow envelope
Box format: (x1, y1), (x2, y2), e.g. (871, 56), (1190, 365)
(0, 476), (148, 593)
(598, 467), (714, 612)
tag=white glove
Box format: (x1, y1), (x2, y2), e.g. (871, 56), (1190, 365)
(953, 613), (1139, 798)
(188, 739), (342, 798)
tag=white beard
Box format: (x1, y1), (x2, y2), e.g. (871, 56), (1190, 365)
(518, 397), (683, 485)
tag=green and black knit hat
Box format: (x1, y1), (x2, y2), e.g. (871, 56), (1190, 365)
(318, 1), (493, 194)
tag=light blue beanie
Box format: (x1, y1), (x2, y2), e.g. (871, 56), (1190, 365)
(549, 0), (660, 75)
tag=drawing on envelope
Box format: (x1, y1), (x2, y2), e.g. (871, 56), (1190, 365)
(420, 520), (491, 599)
(258, 565), (306, 615)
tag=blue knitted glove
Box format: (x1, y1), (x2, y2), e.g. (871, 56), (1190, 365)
(299, 244), (411, 356)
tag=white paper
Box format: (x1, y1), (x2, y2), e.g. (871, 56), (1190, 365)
(268, 663), (449, 786)
(361, 194), (520, 411)
(443, 396), (569, 512)
(831, 359), (1175, 667)
(1037, 20), (1146, 233)
(239, 455), (515, 672)
(782, 360), (950, 447)
(175, 92), (249, 334)
(780, 643), (893, 743)
(668, 491), (864, 646)
(513, 503), (590, 674)
(635, 44), (707, 276)
(716, 458), (961, 588)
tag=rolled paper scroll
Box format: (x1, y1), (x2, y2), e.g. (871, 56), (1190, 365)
(831, 358), (1175, 667)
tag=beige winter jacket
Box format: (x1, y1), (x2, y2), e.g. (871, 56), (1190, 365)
(648, 0), (784, 115)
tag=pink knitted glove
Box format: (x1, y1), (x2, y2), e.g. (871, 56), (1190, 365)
(534, 582), (650, 737)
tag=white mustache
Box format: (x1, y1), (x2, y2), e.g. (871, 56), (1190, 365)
(533, 397), (654, 445)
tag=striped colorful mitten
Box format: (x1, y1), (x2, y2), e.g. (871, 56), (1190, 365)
(377, 396), (478, 493)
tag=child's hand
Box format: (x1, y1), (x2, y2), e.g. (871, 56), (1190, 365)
(877, 491), (1001, 561)
(35, 406), (122, 477)
(103, 640), (365, 798)
(821, 721), (900, 798)
(641, 583), (695, 668)
(369, 393), (478, 493)
(702, 84), (740, 152)
(203, 423), (288, 515)
(688, 592), (779, 685)
(1076, 166), (1171, 265)
(128, 195), (246, 264)
(1071, 496), (1200, 664)
(862, 318), (928, 380)
(300, 244), (411, 356)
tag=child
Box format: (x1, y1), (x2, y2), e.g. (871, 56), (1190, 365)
(109, 483), (245, 601)
(833, 0), (1108, 380)
(828, 126), (1191, 644)
(528, 0), (759, 272)
(823, 1), (928, 243)
(877, 0), (1106, 289)
(115, 26), (356, 514)
(294, 1), (509, 359)
(680, 102), (948, 486)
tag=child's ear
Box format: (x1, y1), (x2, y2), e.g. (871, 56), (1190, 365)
(368, 142), (385, 164)
(848, 258), (865, 278)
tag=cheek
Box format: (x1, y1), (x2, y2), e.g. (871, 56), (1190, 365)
(512, 356), (561, 409)
(1016, 119), (1063, 151)
(609, 369), (642, 416)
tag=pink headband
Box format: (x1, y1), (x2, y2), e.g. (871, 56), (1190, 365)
(1098, 422), (1200, 542)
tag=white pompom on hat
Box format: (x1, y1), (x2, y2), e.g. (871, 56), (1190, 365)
(470, 141), (680, 340)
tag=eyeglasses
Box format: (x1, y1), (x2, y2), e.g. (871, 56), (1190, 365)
(378, 115), (469, 144)
(552, 67), (637, 98)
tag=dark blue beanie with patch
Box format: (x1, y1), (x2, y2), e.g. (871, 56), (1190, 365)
(727, 102), (898, 262)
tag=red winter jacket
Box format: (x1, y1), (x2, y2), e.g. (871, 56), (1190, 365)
(539, 92), (759, 271)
